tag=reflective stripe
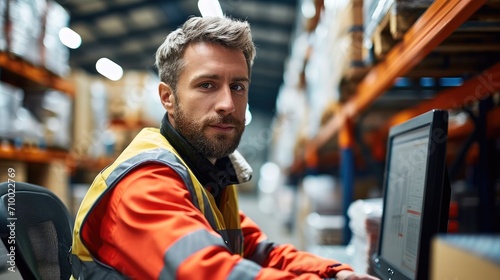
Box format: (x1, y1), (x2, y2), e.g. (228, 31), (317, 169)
(159, 229), (228, 280)
(104, 148), (199, 210)
(247, 239), (277, 265)
(227, 259), (262, 280)
(103, 148), (232, 251)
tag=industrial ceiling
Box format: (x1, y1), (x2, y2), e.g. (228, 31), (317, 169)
(55, 0), (300, 116)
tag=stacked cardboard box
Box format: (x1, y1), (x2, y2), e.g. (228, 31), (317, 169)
(0, 161), (69, 208)
(336, 0), (370, 81)
(71, 71), (164, 162)
(431, 235), (500, 279)
(0, 161), (27, 183)
(317, 0), (370, 102)
(28, 161), (70, 207)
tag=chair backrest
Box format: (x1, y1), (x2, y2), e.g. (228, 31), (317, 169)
(0, 181), (73, 280)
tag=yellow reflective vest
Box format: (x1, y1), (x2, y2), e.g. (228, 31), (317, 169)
(71, 128), (246, 279)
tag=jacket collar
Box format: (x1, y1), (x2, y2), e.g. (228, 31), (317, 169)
(159, 114), (252, 195)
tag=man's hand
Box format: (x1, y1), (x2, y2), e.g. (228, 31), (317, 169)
(335, 270), (380, 280)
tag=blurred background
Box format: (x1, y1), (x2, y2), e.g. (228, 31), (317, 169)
(1, 0), (500, 277)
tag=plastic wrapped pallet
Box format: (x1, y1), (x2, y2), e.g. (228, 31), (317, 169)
(8, 0), (47, 65)
(303, 174), (343, 215)
(42, 90), (72, 149)
(346, 198), (382, 274)
(270, 33), (309, 170)
(305, 213), (345, 249)
(22, 89), (72, 149)
(0, 0), (7, 51)
(363, 0), (434, 49)
(309, 0), (369, 105)
(43, 0), (70, 77)
(0, 82), (24, 141)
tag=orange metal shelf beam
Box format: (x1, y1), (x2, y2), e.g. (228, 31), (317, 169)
(368, 107), (500, 162)
(448, 107), (500, 140)
(313, 0), (487, 150)
(376, 62), (500, 140)
(0, 52), (75, 96)
(0, 145), (70, 164)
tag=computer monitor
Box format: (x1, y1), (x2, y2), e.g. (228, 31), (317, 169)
(372, 109), (451, 280)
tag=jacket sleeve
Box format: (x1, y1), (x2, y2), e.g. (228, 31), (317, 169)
(84, 163), (350, 280)
(240, 211), (354, 278)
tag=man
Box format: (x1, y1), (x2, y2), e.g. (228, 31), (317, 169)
(71, 16), (379, 280)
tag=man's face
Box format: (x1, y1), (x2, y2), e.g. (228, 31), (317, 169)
(168, 42), (249, 160)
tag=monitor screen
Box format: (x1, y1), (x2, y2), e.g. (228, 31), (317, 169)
(372, 109), (450, 280)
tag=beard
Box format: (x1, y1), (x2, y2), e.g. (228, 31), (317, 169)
(172, 102), (244, 159)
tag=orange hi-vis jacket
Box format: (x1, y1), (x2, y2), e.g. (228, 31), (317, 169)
(71, 120), (353, 279)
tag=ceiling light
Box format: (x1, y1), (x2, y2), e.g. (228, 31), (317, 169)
(301, 0), (316, 19)
(58, 27), (81, 49)
(95, 58), (123, 81)
(198, 0), (223, 17)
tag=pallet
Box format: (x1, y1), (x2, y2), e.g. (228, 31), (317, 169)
(371, 0), (500, 61)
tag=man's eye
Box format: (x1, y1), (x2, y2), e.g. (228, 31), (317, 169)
(200, 83), (214, 89)
(231, 84), (245, 91)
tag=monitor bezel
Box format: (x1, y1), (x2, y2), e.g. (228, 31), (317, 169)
(372, 109), (450, 280)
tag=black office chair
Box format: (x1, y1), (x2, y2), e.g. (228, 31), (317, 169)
(0, 181), (73, 280)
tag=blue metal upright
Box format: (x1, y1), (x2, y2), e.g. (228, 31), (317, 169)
(339, 121), (355, 245)
(340, 148), (354, 245)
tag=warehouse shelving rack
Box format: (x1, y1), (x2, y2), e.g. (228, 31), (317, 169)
(0, 53), (75, 165)
(299, 0), (500, 243)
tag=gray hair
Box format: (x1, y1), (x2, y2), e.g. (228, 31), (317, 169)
(155, 16), (256, 92)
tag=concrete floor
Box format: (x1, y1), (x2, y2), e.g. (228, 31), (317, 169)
(238, 192), (301, 246)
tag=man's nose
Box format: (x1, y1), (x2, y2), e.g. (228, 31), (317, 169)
(214, 86), (236, 115)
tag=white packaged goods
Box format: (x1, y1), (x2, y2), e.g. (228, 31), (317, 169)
(23, 89), (73, 149)
(0, 82), (24, 140)
(41, 90), (73, 148)
(0, 0), (7, 51)
(8, 0), (47, 65)
(44, 0), (71, 76)
(347, 198), (382, 274)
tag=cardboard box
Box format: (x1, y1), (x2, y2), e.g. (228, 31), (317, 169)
(105, 71), (149, 127)
(28, 161), (70, 207)
(0, 161), (27, 183)
(431, 234), (500, 279)
(71, 71), (108, 160)
(337, 0), (364, 33)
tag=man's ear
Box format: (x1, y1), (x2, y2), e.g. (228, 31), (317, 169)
(159, 82), (174, 110)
